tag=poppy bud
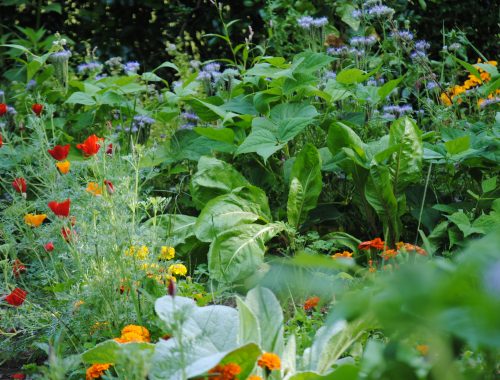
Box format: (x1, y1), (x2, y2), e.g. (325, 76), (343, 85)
(104, 179), (114, 195)
(32, 103), (43, 116)
(0, 133), (3, 148)
(12, 178), (27, 198)
(168, 278), (176, 297)
(106, 143), (113, 155)
(12, 259), (26, 277)
(44, 242), (55, 252)
(0, 103), (7, 116)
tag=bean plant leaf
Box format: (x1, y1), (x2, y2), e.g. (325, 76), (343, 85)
(208, 222), (285, 284)
(236, 103), (318, 161)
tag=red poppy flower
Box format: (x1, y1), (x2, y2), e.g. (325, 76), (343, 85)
(12, 178), (27, 194)
(0, 103), (6, 116)
(32, 103), (44, 116)
(48, 144), (70, 161)
(12, 259), (26, 277)
(48, 198), (71, 218)
(104, 179), (114, 195)
(303, 296), (320, 311)
(76, 134), (103, 157)
(4, 288), (27, 307)
(11, 373), (26, 380)
(106, 143), (113, 155)
(44, 242), (55, 252)
(358, 238), (385, 251)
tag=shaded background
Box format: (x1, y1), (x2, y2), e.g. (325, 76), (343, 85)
(0, 0), (498, 73)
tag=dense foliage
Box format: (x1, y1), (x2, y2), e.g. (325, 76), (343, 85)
(0, 0), (499, 379)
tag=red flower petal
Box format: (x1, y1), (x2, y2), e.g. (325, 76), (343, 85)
(48, 198), (71, 218)
(12, 178), (27, 194)
(48, 144), (70, 161)
(5, 288), (27, 307)
(32, 103), (44, 116)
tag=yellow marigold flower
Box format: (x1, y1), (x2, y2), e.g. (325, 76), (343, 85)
(86, 182), (103, 196)
(125, 245), (149, 259)
(159, 246), (175, 260)
(440, 92), (452, 106)
(86, 363), (111, 380)
(208, 363), (241, 380)
(332, 251), (353, 259)
(24, 213), (47, 227)
(56, 160), (70, 174)
(257, 352), (281, 371)
(248, 376), (263, 380)
(168, 263), (187, 277)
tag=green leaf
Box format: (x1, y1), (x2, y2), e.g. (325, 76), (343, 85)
(327, 121), (367, 159)
(82, 340), (154, 364)
(447, 211), (483, 237)
(377, 77), (404, 99)
(244, 287), (284, 355)
(338, 3), (360, 30)
(387, 117), (423, 193)
(287, 144), (323, 227)
(194, 186), (271, 242)
(236, 103), (318, 161)
(153, 61), (180, 73)
(236, 297), (261, 346)
(65, 92), (96, 106)
(141, 72), (164, 82)
(451, 56), (482, 83)
(481, 176), (497, 193)
(147, 214), (197, 247)
(445, 135), (471, 155)
(208, 223), (285, 284)
(365, 165), (399, 243)
(194, 127), (235, 144)
(190, 157), (249, 210)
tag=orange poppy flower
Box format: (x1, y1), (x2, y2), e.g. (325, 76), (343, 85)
(56, 160), (70, 174)
(77, 135), (103, 157)
(24, 214), (47, 227)
(86, 182), (103, 196)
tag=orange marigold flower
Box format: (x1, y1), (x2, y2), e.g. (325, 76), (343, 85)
(86, 363), (111, 380)
(332, 251), (353, 259)
(248, 376), (263, 380)
(208, 363), (241, 380)
(303, 296), (320, 311)
(358, 237), (385, 250)
(114, 324), (150, 343)
(257, 352), (281, 371)
(381, 249), (398, 260)
(396, 242), (427, 256)
(416, 344), (429, 356)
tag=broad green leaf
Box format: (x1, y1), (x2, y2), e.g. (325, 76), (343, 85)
(338, 3), (360, 30)
(447, 211), (483, 237)
(336, 68), (366, 85)
(451, 56), (482, 83)
(365, 164), (399, 243)
(190, 156), (249, 210)
(236, 103), (318, 161)
(194, 127), (235, 144)
(245, 287), (284, 355)
(194, 186), (271, 242)
(208, 223), (285, 284)
(153, 61), (180, 72)
(377, 77), (404, 99)
(287, 144), (323, 227)
(142, 72), (163, 82)
(65, 91), (96, 106)
(82, 340), (155, 364)
(236, 297), (261, 346)
(147, 214), (197, 247)
(287, 178), (305, 228)
(327, 121), (367, 159)
(387, 117), (423, 194)
(445, 135), (470, 155)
